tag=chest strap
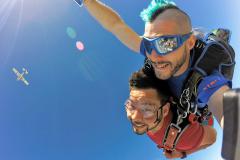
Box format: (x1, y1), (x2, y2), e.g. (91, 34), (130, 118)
(162, 123), (183, 151)
(158, 104), (189, 152)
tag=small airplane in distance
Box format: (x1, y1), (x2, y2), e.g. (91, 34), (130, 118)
(12, 67), (29, 86)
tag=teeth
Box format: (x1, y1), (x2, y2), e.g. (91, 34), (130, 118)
(157, 64), (168, 69)
(134, 123), (145, 127)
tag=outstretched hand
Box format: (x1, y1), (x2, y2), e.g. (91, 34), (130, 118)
(74, 0), (93, 7)
(74, 0), (83, 7)
(163, 150), (184, 159)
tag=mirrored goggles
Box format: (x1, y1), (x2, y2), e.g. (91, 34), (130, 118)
(141, 32), (192, 56)
(124, 99), (163, 119)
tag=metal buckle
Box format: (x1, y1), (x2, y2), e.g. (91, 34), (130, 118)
(170, 123), (182, 133)
(189, 102), (198, 114)
(180, 88), (191, 111)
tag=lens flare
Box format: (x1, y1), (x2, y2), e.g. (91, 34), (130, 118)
(66, 27), (77, 39)
(76, 41), (84, 51)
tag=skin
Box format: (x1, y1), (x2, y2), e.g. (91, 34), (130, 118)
(84, 1), (196, 80)
(143, 9), (196, 80)
(128, 88), (171, 135)
(84, 0), (141, 52)
(128, 87), (217, 158)
(143, 11), (229, 126)
(83, 0), (228, 128)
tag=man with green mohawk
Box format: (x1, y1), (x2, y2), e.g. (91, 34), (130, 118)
(140, 0), (176, 22)
(74, 0), (232, 157)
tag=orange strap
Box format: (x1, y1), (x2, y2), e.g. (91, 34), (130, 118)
(163, 124), (181, 151)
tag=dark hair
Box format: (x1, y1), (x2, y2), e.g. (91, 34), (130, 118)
(150, 5), (178, 22)
(129, 69), (170, 104)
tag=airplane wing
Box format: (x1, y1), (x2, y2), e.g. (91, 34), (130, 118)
(12, 68), (22, 80)
(22, 78), (29, 86)
(12, 68), (19, 74)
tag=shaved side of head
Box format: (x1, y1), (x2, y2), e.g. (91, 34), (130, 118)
(154, 9), (192, 34)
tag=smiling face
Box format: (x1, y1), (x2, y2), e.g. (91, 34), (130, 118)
(126, 88), (169, 135)
(143, 9), (196, 80)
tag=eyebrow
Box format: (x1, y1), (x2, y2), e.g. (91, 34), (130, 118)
(129, 99), (159, 107)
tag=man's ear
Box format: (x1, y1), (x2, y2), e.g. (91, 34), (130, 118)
(186, 34), (196, 50)
(162, 102), (171, 118)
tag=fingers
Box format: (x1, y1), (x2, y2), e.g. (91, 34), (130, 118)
(163, 150), (183, 159)
(74, 0), (83, 7)
(163, 150), (173, 159)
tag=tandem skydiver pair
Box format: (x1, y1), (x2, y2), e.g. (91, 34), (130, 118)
(74, 0), (235, 159)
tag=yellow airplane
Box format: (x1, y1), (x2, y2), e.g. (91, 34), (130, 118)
(12, 67), (29, 86)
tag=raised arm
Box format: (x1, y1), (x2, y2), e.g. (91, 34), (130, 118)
(208, 85), (230, 128)
(187, 125), (217, 154)
(83, 0), (142, 53)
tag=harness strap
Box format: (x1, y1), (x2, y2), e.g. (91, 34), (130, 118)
(159, 72), (203, 151)
(163, 123), (181, 151)
(184, 71), (203, 100)
(159, 104), (189, 152)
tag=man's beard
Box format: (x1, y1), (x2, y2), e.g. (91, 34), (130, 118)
(131, 121), (148, 135)
(153, 46), (188, 80)
(133, 125), (148, 135)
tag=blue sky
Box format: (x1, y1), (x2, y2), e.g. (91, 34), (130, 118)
(0, 0), (239, 160)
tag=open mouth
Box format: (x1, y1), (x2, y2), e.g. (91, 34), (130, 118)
(133, 122), (146, 128)
(155, 63), (170, 70)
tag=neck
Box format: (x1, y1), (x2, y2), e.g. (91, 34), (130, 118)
(149, 111), (173, 134)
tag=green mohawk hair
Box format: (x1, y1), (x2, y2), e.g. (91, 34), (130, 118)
(140, 0), (176, 23)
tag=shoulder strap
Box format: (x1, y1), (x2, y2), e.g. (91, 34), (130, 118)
(193, 35), (235, 79)
(183, 71), (203, 100)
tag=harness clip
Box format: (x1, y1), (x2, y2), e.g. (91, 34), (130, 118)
(170, 123), (182, 133)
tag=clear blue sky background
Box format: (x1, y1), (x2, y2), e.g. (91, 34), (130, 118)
(0, 0), (239, 160)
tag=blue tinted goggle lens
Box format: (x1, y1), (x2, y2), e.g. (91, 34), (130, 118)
(154, 36), (178, 54)
(142, 33), (191, 56)
(143, 39), (153, 54)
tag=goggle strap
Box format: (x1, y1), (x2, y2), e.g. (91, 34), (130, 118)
(140, 39), (147, 56)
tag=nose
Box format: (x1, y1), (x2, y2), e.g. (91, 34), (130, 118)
(130, 109), (143, 121)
